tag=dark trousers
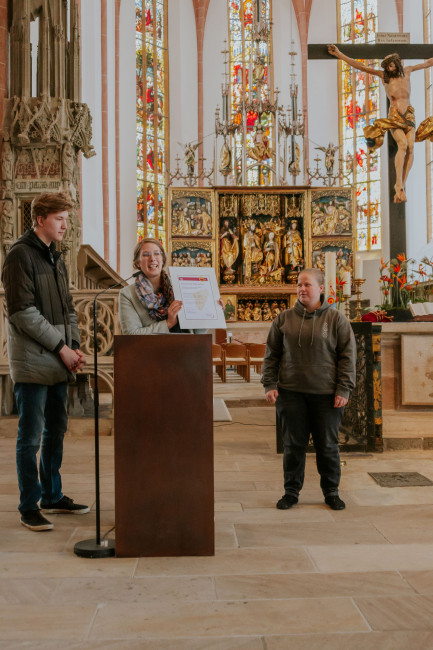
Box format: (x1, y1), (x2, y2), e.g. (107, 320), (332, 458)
(14, 382), (68, 513)
(276, 388), (344, 498)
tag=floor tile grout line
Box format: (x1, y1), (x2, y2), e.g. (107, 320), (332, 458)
(350, 596), (373, 632)
(396, 569), (420, 594)
(84, 603), (103, 642)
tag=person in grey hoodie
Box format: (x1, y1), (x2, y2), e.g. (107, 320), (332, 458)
(2, 192), (90, 532)
(262, 268), (356, 511)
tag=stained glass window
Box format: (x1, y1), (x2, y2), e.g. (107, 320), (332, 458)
(228, 0), (273, 185)
(338, 0), (381, 251)
(136, 0), (168, 244)
(424, 0), (433, 242)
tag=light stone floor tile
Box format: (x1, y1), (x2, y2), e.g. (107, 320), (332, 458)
(264, 631), (433, 650)
(348, 486), (433, 506)
(401, 570), (433, 594)
(308, 543), (433, 573)
(0, 552), (137, 578)
(0, 604), (96, 641)
(215, 523), (238, 549)
(52, 576), (217, 604)
(4, 639), (265, 650)
(0, 578), (60, 604)
(214, 571), (415, 600)
(214, 506), (334, 524)
(89, 598), (368, 639)
(355, 594), (433, 631)
(234, 521), (388, 547)
(135, 547), (315, 577)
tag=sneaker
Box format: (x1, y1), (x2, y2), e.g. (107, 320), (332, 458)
(325, 495), (346, 510)
(276, 494), (298, 510)
(20, 509), (53, 531)
(40, 496), (90, 514)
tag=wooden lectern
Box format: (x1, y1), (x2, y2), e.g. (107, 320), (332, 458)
(114, 334), (214, 557)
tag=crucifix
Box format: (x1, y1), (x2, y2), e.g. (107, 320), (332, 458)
(309, 43), (433, 257)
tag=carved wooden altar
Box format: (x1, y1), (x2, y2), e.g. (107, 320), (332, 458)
(167, 186), (356, 323)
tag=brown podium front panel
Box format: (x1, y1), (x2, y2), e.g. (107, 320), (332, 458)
(114, 334), (214, 557)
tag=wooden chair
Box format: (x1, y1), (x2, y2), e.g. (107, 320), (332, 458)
(224, 342), (250, 382)
(247, 343), (267, 378)
(212, 343), (226, 382)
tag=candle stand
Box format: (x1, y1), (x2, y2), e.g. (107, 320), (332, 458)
(353, 279), (366, 322)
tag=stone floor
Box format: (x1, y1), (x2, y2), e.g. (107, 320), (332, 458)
(2, 374), (433, 648)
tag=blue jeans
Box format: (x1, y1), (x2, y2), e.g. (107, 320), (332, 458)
(14, 382), (68, 513)
(276, 388), (344, 498)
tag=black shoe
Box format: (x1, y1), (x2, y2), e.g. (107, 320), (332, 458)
(276, 494), (298, 510)
(20, 509), (53, 531)
(40, 496), (90, 514)
(325, 495), (346, 510)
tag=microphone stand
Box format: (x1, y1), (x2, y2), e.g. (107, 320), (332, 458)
(74, 272), (140, 558)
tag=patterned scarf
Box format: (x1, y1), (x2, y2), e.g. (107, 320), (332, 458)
(134, 270), (174, 321)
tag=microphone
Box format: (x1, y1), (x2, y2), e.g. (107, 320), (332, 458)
(74, 268), (141, 558)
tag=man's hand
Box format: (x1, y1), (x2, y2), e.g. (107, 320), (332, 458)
(334, 394), (348, 408)
(328, 44), (341, 57)
(74, 349), (87, 371)
(59, 345), (81, 372)
(265, 389), (278, 404)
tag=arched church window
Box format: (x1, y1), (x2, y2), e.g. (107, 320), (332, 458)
(136, 0), (168, 243)
(228, 0), (274, 185)
(338, 0), (381, 251)
(424, 0), (433, 242)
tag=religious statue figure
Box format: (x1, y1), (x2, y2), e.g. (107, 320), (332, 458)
(262, 301), (272, 321)
(247, 124), (272, 163)
(328, 44), (433, 203)
(283, 220), (303, 269)
(261, 230), (282, 278)
(242, 222), (263, 280)
(62, 141), (75, 183)
(288, 142), (301, 176)
(220, 220), (239, 283)
(254, 55), (266, 83)
(183, 142), (201, 175)
(314, 142), (342, 177)
(1, 200), (14, 240)
(219, 141), (232, 174)
(311, 204), (325, 236)
(253, 301), (262, 321)
(2, 142), (14, 181)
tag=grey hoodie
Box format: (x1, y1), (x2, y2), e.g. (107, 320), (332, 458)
(261, 298), (356, 399)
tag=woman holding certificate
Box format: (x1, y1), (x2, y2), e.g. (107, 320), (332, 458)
(119, 238), (185, 335)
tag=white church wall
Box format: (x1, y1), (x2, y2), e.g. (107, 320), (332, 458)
(273, 0), (302, 181)
(107, 1), (117, 269)
(119, 0), (139, 278)
(308, 0), (339, 169)
(168, 0), (198, 169)
(203, 0), (227, 185)
(80, 0), (105, 260)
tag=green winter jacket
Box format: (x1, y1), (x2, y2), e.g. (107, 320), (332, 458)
(262, 298), (357, 399)
(1, 230), (80, 385)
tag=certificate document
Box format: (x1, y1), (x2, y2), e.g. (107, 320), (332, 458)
(169, 266), (227, 329)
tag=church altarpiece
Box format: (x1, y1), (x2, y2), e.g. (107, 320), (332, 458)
(168, 187), (355, 323)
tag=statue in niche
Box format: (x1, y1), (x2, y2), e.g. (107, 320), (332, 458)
(1, 200), (14, 240)
(62, 141), (75, 183)
(254, 55), (266, 83)
(247, 123), (272, 163)
(253, 301), (262, 321)
(260, 230), (283, 281)
(219, 141), (231, 174)
(242, 221), (263, 281)
(220, 220), (239, 284)
(2, 142), (14, 181)
(283, 220), (303, 269)
(262, 301), (272, 321)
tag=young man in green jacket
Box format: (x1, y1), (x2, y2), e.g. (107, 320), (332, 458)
(2, 192), (89, 531)
(262, 268), (356, 511)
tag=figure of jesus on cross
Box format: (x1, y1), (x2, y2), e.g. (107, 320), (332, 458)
(328, 44), (433, 203)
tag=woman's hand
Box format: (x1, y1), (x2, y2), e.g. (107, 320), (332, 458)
(167, 300), (183, 328)
(265, 389), (279, 404)
(334, 394), (348, 408)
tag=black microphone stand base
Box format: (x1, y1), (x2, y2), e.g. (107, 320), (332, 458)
(74, 538), (115, 558)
